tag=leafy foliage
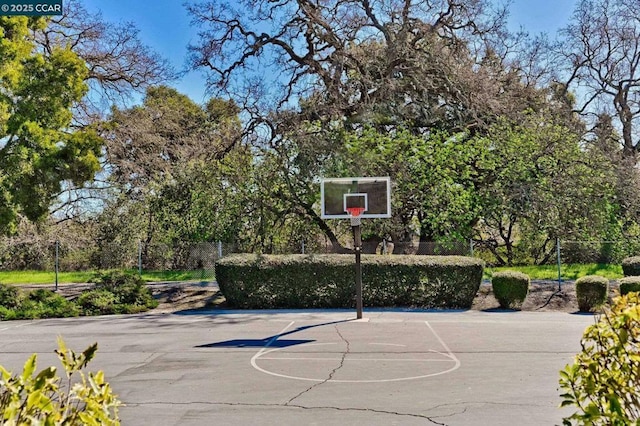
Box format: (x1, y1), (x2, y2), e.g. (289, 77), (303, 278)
(491, 271), (530, 310)
(0, 17), (102, 234)
(559, 293), (640, 425)
(341, 127), (481, 243)
(575, 276), (610, 312)
(0, 285), (79, 320)
(75, 289), (119, 316)
(0, 272), (157, 320)
(0, 337), (121, 424)
(0, 283), (20, 308)
(19, 289), (79, 319)
(100, 87), (251, 253)
(216, 254), (484, 309)
(474, 116), (616, 266)
(79, 271), (158, 315)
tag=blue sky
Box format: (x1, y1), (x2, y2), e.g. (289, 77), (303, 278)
(82, 0), (577, 104)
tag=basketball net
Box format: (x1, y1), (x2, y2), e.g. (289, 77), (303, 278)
(346, 207), (365, 227)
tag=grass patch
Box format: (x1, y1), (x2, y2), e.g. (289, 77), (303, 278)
(484, 263), (623, 280)
(0, 271), (93, 285)
(0, 269), (215, 286)
(140, 270), (214, 282)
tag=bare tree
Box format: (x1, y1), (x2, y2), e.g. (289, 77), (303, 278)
(185, 0), (537, 134)
(557, 0), (640, 159)
(35, 0), (175, 123)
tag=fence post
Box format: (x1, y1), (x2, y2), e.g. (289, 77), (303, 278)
(382, 238), (387, 255)
(556, 238), (562, 291)
(217, 241), (223, 259)
(138, 240), (142, 276)
(54, 240), (59, 292)
(301, 240), (305, 254)
(469, 238), (474, 257)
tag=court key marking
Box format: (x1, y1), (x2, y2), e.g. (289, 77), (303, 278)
(250, 320), (460, 383)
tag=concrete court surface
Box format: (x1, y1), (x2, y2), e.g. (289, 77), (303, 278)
(0, 309), (596, 425)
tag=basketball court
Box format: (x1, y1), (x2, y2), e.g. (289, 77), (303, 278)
(0, 309), (595, 425)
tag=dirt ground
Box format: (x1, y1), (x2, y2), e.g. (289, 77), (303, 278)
(145, 280), (621, 314)
(148, 283), (226, 314)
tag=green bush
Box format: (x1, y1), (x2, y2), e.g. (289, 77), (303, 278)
(76, 289), (119, 316)
(0, 272), (158, 321)
(0, 287), (79, 320)
(216, 254), (484, 309)
(491, 271), (530, 309)
(619, 276), (640, 296)
(559, 293), (640, 425)
(0, 306), (16, 321)
(575, 275), (609, 312)
(0, 337), (121, 424)
(622, 256), (640, 276)
(19, 289), (79, 319)
(0, 283), (20, 308)
(84, 271), (158, 314)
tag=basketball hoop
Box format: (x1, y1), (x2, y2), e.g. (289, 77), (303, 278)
(346, 207), (365, 217)
(346, 207), (365, 227)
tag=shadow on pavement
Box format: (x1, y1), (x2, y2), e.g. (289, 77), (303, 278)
(196, 318), (353, 349)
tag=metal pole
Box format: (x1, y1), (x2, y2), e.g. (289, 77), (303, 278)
(217, 241), (223, 259)
(301, 240), (305, 254)
(556, 238), (562, 291)
(470, 238), (474, 257)
(138, 240), (142, 276)
(352, 222), (363, 320)
(54, 240), (59, 292)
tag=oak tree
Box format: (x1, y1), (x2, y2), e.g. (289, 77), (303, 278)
(557, 0), (640, 159)
(0, 17), (102, 235)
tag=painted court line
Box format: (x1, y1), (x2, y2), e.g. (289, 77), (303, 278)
(259, 356), (455, 362)
(251, 320), (461, 383)
(0, 323), (30, 332)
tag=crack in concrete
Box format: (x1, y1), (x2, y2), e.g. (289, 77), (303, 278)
(126, 401), (449, 424)
(283, 324), (350, 406)
(283, 403), (449, 425)
(428, 400), (550, 410)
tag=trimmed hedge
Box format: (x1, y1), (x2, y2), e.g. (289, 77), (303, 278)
(215, 254), (484, 309)
(491, 271), (530, 310)
(622, 256), (640, 276)
(575, 275), (609, 312)
(619, 276), (640, 296)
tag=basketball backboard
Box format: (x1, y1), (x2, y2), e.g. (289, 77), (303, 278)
(320, 177), (391, 219)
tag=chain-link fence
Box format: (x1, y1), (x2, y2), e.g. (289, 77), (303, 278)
(1, 237), (639, 285)
(559, 240), (640, 265)
(0, 240), (238, 283)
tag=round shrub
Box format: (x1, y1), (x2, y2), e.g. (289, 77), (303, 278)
(622, 256), (640, 276)
(619, 276), (640, 296)
(491, 271), (530, 309)
(0, 283), (21, 308)
(575, 275), (609, 312)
